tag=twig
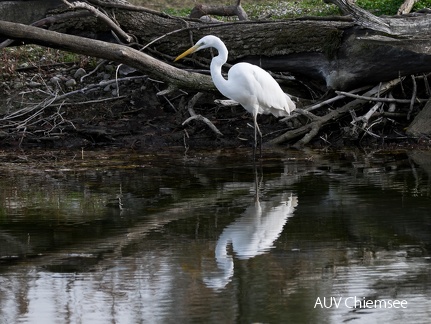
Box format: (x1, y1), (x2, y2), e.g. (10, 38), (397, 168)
(407, 75), (417, 120)
(51, 96), (126, 106)
(80, 59), (107, 82)
(182, 93), (223, 136)
(335, 90), (425, 103)
(151, 83), (177, 112)
(350, 102), (382, 136)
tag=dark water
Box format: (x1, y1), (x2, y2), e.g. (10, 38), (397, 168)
(0, 149), (431, 323)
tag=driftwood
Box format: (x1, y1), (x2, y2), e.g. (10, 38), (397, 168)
(1, 0), (431, 147)
(189, 0), (248, 21)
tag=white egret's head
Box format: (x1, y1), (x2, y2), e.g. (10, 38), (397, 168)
(174, 35), (221, 61)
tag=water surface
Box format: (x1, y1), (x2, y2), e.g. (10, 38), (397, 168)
(0, 149), (430, 323)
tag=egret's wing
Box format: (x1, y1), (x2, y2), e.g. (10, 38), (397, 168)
(227, 63), (295, 116)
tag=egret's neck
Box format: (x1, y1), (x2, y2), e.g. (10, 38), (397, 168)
(209, 41), (229, 96)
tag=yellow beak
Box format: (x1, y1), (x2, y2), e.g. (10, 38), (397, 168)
(174, 45), (199, 62)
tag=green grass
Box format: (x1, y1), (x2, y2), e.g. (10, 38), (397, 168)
(357, 0), (405, 15)
(0, 45), (96, 80)
(357, 0), (431, 15)
(137, 0), (431, 19)
(162, 0), (340, 19)
(244, 0), (340, 19)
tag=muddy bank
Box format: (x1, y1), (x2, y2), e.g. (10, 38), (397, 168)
(0, 59), (293, 151)
(0, 60), (427, 153)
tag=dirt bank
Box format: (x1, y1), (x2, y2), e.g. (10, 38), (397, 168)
(0, 57), (427, 153)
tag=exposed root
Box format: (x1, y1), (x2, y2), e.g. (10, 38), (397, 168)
(182, 92), (223, 136)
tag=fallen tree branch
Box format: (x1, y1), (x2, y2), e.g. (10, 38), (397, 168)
(0, 20), (215, 92)
(334, 90), (425, 103)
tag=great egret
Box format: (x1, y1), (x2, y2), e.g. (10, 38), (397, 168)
(174, 35), (296, 148)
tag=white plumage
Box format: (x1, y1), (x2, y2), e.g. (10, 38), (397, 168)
(175, 35), (296, 147)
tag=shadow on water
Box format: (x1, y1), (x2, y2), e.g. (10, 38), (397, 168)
(0, 148), (431, 323)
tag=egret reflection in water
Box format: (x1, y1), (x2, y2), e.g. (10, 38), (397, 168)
(203, 172), (298, 289)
